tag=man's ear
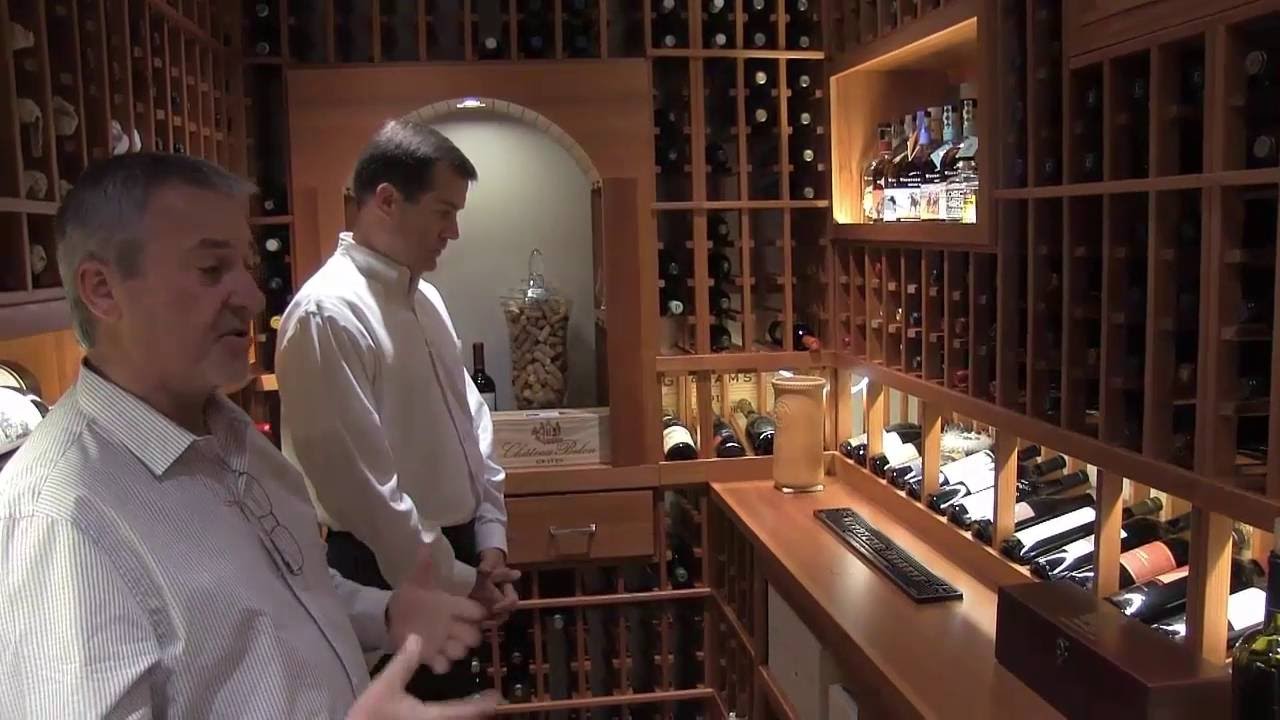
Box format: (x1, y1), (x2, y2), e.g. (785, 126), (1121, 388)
(77, 259), (123, 326)
(373, 183), (399, 217)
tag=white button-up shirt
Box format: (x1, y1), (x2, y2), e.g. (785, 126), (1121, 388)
(0, 365), (390, 718)
(276, 233), (508, 598)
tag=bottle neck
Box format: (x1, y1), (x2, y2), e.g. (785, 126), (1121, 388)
(472, 343), (486, 373)
(1266, 551), (1280, 628)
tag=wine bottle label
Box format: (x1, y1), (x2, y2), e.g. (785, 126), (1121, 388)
(1149, 566), (1190, 586)
(1012, 500), (1037, 523)
(849, 433), (868, 446)
(1228, 587), (1268, 631)
(1050, 528), (1130, 565)
(939, 449), (994, 487)
(662, 425), (695, 453)
(481, 391), (496, 411)
(956, 136), (979, 160)
(884, 440), (919, 466)
(1014, 506), (1096, 548)
(955, 487), (994, 522)
(1117, 541), (1179, 585)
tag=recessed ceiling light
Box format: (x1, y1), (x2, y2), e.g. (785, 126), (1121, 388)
(456, 97), (486, 109)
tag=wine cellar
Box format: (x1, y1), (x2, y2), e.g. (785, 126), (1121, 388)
(4, 0), (1280, 718)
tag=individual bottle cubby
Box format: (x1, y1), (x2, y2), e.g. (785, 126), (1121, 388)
(651, 0), (690, 50)
(703, 59), (740, 202)
(787, 59), (827, 201)
(245, 65), (289, 217)
(784, 0), (821, 52)
(701, 0), (735, 50)
(971, 253), (997, 402)
(944, 251), (971, 394)
(1146, 189), (1202, 470)
(515, 0), (554, 59)
(1061, 195), (1102, 438)
(1152, 36), (1206, 176)
(997, 200), (1029, 410)
(1223, 13), (1280, 171)
(1100, 193), (1147, 452)
(881, 248), (904, 370)
(922, 249), (946, 384)
(748, 209), (785, 352)
(1028, 198), (1063, 422)
(835, 244), (868, 357)
(653, 58), (692, 204)
(709, 210), (744, 354)
(657, 211), (695, 354)
(831, 0), (955, 49)
(791, 207), (832, 351)
(1204, 185), (1276, 486)
(1066, 64), (1103, 184)
(1108, 52), (1150, 181)
(998, 0), (1027, 188)
(1028, 0), (1063, 187)
(745, 58), (782, 201)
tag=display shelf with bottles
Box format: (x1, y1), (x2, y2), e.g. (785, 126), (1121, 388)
(0, 0), (245, 339)
(829, 0), (976, 59)
(828, 10), (986, 245)
(830, 366), (1280, 663)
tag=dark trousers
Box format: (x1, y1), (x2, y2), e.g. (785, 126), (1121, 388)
(326, 523), (482, 701)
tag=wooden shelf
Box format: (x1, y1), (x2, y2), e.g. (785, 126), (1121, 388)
(991, 169), (1280, 199)
(248, 215), (294, 226)
(492, 688), (715, 716)
(832, 221), (984, 246)
(659, 456), (776, 486)
(831, 0), (979, 75)
(505, 463), (658, 496)
(656, 351), (820, 373)
(0, 295), (70, 341)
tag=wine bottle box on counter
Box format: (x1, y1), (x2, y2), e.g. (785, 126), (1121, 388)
(995, 580), (1229, 719)
(490, 408), (611, 469)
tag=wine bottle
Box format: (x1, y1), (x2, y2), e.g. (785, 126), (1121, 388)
(1112, 556), (1260, 624)
(971, 490), (1098, 544)
(708, 213), (732, 245)
(661, 411), (698, 461)
(709, 285), (732, 315)
(766, 319), (821, 351)
(667, 535), (697, 589)
(710, 321), (733, 352)
(744, 0), (773, 49)
(948, 468), (1090, 530)
(471, 342), (497, 411)
(1033, 511), (1190, 582)
(711, 415), (746, 458)
(1155, 586), (1265, 649)
(844, 423), (921, 468)
(869, 429), (926, 478)
(653, 0), (682, 48)
(734, 399), (776, 455)
(1000, 496), (1163, 564)
(708, 249), (733, 281)
(1019, 453), (1067, 480)
(702, 0), (732, 49)
(839, 433), (865, 460)
(1064, 521), (1195, 590)
(660, 285), (686, 317)
(1233, 524), (1280, 716)
(926, 450), (996, 513)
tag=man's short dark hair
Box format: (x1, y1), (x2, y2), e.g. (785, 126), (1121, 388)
(351, 121), (478, 208)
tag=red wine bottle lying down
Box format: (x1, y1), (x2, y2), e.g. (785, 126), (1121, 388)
(1154, 586), (1266, 649)
(1108, 557), (1261, 624)
(969, 490), (1100, 545)
(1031, 511), (1191, 581)
(948, 469), (1090, 529)
(900, 444), (1043, 498)
(999, 497), (1164, 563)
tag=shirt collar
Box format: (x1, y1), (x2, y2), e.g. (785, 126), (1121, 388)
(76, 362), (247, 479)
(337, 232), (420, 301)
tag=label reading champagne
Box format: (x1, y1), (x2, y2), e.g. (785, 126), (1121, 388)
(1228, 587), (1268, 631)
(662, 425), (695, 454)
(1014, 506), (1097, 548)
(1117, 541), (1179, 585)
(939, 449), (994, 487)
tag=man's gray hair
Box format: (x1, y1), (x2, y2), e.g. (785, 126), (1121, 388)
(55, 153), (256, 348)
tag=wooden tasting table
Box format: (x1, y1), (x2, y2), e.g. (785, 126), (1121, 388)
(712, 477), (1063, 720)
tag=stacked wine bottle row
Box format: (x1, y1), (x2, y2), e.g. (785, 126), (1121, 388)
(245, 0), (822, 64)
(0, 0), (244, 304)
(837, 408), (1275, 654)
(833, 246), (997, 399)
(986, 0), (1280, 492)
(706, 497), (763, 720)
(652, 51), (832, 357)
(828, 0), (956, 54)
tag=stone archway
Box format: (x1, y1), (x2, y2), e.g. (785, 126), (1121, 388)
(401, 97), (603, 186)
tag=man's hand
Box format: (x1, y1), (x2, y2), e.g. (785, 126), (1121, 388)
(387, 548), (489, 675)
(347, 634), (499, 720)
(473, 549), (520, 624)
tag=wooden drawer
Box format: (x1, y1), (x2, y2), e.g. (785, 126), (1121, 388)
(506, 490), (654, 565)
(1064, 0), (1253, 59)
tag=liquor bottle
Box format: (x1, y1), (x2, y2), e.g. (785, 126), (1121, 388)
(1035, 511), (1191, 582)
(702, 0), (733, 49)
(471, 342), (497, 411)
(1233, 524), (1280, 716)
(662, 411), (698, 461)
(1111, 554), (1259, 624)
(948, 468), (1090, 530)
(1000, 496), (1163, 564)
(733, 399), (775, 455)
(712, 415), (746, 458)
(863, 124), (894, 222)
(1155, 586), (1265, 648)
(970, 490), (1098, 545)
(710, 321), (733, 352)
(766, 320), (821, 351)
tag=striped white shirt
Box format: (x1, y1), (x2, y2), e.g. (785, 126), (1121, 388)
(0, 364), (391, 718)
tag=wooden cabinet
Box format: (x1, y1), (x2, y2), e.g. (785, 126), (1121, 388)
(1063, 0), (1253, 58)
(505, 489), (654, 566)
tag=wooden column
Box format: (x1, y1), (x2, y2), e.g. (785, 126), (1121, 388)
(1092, 468), (1125, 598)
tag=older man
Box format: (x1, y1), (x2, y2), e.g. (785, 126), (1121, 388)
(0, 153), (497, 719)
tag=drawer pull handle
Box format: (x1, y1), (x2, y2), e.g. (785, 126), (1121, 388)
(548, 523), (598, 538)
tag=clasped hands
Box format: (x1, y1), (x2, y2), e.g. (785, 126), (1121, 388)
(347, 548), (520, 719)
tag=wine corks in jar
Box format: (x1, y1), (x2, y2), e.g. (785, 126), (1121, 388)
(502, 248), (571, 409)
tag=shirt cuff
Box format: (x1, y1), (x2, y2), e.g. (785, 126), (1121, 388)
(449, 560), (478, 598)
(474, 521), (508, 556)
(351, 586), (394, 654)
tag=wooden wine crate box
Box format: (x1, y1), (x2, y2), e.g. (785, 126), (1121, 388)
(995, 580), (1230, 719)
(490, 407), (611, 469)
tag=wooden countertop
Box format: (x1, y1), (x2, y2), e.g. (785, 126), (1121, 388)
(712, 478), (1063, 720)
